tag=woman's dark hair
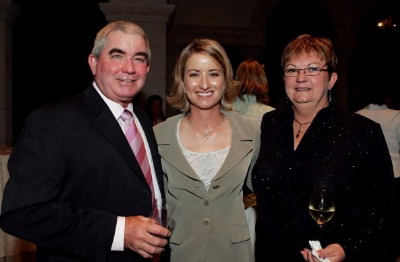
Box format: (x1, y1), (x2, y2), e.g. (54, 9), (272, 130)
(146, 95), (166, 122)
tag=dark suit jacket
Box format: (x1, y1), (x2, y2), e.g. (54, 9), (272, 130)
(0, 85), (165, 262)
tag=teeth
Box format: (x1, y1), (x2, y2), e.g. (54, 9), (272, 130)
(198, 92), (212, 96)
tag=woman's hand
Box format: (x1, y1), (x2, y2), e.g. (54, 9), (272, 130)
(301, 243), (345, 262)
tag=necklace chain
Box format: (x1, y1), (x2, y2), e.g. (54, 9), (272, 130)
(293, 118), (312, 138)
(187, 115), (225, 140)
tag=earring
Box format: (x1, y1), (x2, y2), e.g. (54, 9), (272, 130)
(328, 89), (332, 103)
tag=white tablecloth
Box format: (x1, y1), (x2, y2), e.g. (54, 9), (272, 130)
(0, 153), (36, 258)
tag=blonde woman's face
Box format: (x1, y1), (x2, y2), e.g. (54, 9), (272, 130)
(183, 53), (224, 110)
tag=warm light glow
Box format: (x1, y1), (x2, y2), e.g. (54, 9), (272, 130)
(376, 16), (397, 29)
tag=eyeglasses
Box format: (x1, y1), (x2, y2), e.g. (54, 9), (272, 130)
(284, 67), (328, 77)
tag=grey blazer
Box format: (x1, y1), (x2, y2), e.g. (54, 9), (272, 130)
(154, 110), (260, 262)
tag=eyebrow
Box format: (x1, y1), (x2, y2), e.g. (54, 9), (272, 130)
(109, 48), (125, 55)
(136, 51), (149, 60)
(108, 49), (148, 60)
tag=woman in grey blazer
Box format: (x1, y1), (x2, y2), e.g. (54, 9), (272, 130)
(154, 39), (260, 262)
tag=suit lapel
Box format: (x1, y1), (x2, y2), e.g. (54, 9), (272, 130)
(84, 86), (148, 185)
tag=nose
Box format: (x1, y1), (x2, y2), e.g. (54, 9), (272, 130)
(296, 69), (307, 81)
(200, 74), (210, 89)
(124, 59), (136, 74)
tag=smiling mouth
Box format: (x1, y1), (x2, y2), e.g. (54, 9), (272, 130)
(120, 79), (135, 83)
(295, 87), (310, 91)
(197, 91), (213, 97)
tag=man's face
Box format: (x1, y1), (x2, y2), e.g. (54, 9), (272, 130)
(88, 30), (150, 108)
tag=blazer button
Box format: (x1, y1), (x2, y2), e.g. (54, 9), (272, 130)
(212, 185), (220, 189)
(203, 218), (210, 225)
(204, 200), (210, 206)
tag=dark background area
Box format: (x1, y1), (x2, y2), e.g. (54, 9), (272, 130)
(11, 0), (107, 139)
(9, 0), (400, 142)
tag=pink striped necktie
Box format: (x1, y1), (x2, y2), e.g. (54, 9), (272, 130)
(120, 110), (157, 218)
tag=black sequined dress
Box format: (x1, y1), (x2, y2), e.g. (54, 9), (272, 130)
(252, 105), (396, 261)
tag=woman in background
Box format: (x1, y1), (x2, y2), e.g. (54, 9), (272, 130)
(146, 94), (166, 126)
(233, 59), (275, 119)
(232, 58), (275, 257)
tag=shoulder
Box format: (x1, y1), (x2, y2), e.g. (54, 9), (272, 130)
(341, 110), (380, 127)
(328, 109), (386, 143)
(28, 93), (86, 122)
(225, 110), (260, 135)
(225, 110), (257, 123)
(153, 114), (183, 136)
(261, 107), (288, 123)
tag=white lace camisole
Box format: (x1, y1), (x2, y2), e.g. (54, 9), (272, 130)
(177, 118), (230, 190)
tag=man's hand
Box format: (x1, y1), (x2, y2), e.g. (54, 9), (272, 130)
(124, 216), (171, 258)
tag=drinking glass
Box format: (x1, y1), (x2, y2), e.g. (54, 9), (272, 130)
(308, 185), (335, 235)
(153, 198), (176, 229)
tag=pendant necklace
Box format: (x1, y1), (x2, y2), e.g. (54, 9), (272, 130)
(187, 115), (225, 140)
(293, 118), (312, 138)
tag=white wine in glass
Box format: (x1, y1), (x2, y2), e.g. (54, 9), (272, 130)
(308, 185), (335, 231)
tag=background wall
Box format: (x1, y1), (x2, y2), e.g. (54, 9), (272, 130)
(3, 0), (400, 145)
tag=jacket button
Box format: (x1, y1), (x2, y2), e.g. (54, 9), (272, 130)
(212, 185), (220, 189)
(204, 200), (210, 206)
(203, 218), (210, 225)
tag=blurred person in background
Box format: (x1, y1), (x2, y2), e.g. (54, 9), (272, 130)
(233, 59), (275, 119)
(146, 94), (166, 126)
(356, 88), (400, 261)
(232, 58), (275, 257)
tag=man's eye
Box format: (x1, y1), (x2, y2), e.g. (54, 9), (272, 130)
(111, 54), (123, 59)
(134, 57), (147, 63)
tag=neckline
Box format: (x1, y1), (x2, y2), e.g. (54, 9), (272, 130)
(186, 114), (225, 140)
(293, 118), (313, 139)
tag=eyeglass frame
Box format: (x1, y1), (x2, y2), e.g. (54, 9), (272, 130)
(283, 66), (329, 77)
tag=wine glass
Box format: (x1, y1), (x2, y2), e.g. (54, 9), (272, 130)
(152, 198), (176, 229)
(160, 199), (176, 229)
(308, 185), (335, 235)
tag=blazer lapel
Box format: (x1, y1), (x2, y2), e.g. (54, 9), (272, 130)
(214, 111), (254, 179)
(157, 112), (256, 181)
(157, 115), (199, 179)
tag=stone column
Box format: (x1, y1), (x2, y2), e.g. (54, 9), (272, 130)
(0, 0), (19, 146)
(99, 0), (175, 109)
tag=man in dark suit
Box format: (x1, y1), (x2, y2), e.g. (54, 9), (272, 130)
(0, 21), (170, 262)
